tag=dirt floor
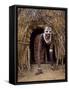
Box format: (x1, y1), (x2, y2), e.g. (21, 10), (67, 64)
(17, 64), (65, 82)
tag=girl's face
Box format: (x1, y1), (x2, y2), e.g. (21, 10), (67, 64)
(44, 27), (52, 40)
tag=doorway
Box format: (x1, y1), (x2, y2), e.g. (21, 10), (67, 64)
(30, 27), (56, 64)
(30, 27), (44, 64)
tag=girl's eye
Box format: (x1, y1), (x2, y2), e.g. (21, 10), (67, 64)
(46, 31), (48, 32)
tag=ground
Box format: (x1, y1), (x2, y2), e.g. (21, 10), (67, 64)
(17, 64), (65, 82)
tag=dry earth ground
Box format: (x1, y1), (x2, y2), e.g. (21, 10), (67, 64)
(18, 64), (65, 82)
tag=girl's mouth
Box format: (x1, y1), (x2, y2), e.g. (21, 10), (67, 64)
(45, 34), (50, 40)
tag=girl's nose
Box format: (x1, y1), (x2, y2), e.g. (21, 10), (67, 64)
(48, 31), (49, 33)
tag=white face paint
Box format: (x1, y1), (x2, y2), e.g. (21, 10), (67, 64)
(43, 26), (52, 44)
(44, 27), (52, 39)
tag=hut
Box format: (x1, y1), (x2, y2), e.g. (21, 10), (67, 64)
(17, 8), (65, 74)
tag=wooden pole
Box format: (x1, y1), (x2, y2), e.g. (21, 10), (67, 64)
(27, 46), (30, 71)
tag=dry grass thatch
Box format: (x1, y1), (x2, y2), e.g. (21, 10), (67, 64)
(17, 8), (66, 72)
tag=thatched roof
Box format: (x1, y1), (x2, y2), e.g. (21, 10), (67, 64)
(18, 8), (65, 41)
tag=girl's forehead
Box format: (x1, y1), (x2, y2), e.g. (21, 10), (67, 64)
(44, 26), (52, 32)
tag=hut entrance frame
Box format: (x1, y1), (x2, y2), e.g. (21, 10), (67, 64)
(20, 24), (54, 71)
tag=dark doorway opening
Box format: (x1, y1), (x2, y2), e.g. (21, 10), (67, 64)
(30, 27), (56, 64)
(30, 27), (44, 64)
